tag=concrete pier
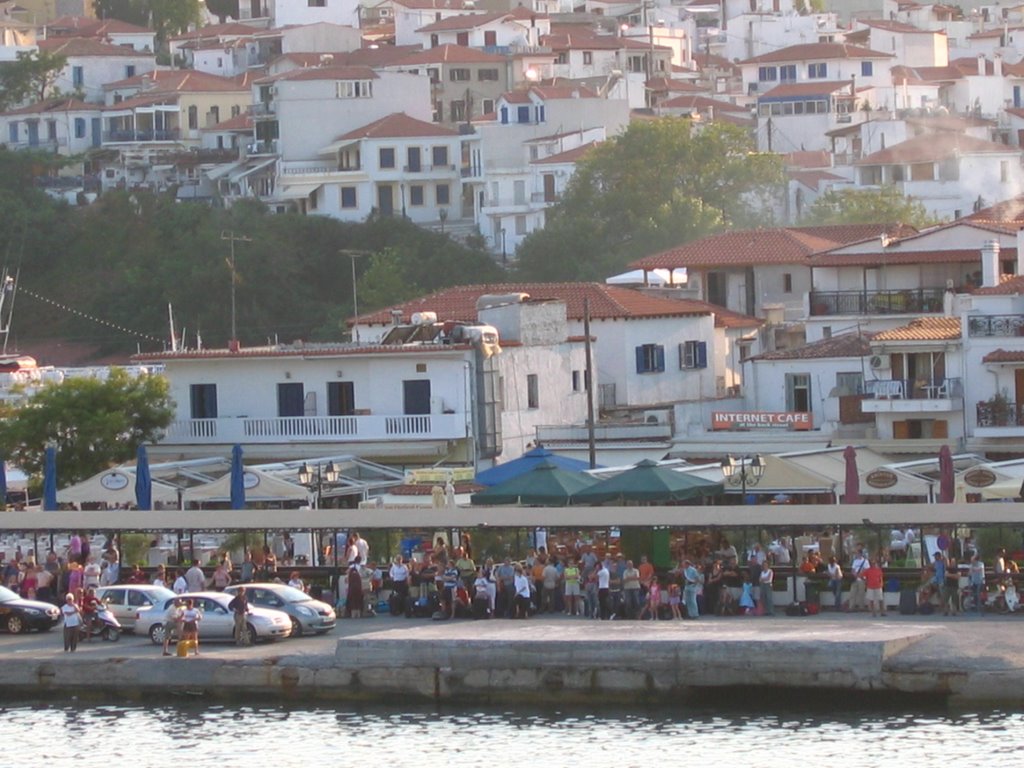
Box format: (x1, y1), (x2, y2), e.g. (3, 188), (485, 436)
(1, 615), (1021, 707)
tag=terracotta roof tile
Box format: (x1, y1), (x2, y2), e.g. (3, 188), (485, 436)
(38, 36), (147, 56)
(872, 316), (961, 341)
(812, 247), (1009, 268)
(47, 15), (153, 36)
(785, 150), (831, 168)
(168, 22), (261, 41)
(415, 11), (507, 32)
(630, 228), (840, 270)
(275, 46), (420, 68)
(646, 77), (707, 94)
(965, 195), (1024, 231)
(203, 112), (253, 131)
(353, 283), (752, 325)
(256, 65), (379, 83)
(136, 342), (474, 362)
(1, 97), (96, 116)
(982, 349), (1024, 363)
(753, 332), (873, 361)
(859, 19), (934, 33)
(394, 43), (507, 65)
(972, 274), (1024, 295)
(790, 169), (846, 189)
(759, 80), (853, 99)
(855, 133), (1016, 165)
(391, 0), (475, 9)
(334, 112), (458, 140)
(530, 141), (598, 164)
(104, 69), (249, 93)
(658, 94), (748, 112)
(740, 42), (893, 65)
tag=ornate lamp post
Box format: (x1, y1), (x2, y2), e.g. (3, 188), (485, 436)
(721, 454), (766, 499)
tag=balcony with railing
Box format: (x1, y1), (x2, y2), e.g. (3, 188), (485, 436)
(860, 377), (962, 413)
(975, 397), (1024, 437)
(809, 288), (946, 316)
(103, 128), (180, 143)
(161, 413), (467, 445)
(967, 314), (1024, 337)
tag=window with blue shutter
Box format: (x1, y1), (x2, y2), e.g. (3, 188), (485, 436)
(635, 344), (665, 373)
(680, 340), (708, 369)
(517, 106), (530, 123)
(500, 106), (508, 124)
(861, 61), (873, 77)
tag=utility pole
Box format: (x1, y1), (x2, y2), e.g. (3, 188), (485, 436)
(584, 297), (596, 469)
(339, 248), (373, 344)
(221, 230), (251, 348)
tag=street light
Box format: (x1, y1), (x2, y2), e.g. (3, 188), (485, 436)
(721, 454), (766, 499)
(297, 461), (339, 509)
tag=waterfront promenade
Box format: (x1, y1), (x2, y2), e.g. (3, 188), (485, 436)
(1, 612), (1021, 707)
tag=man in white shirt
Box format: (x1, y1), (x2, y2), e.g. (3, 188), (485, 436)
(82, 557), (101, 590)
(354, 532), (369, 565)
(172, 569), (188, 595)
(597, 560), (611, 620)
(849, 546), (869, 612)
(185, 561), (206, 592)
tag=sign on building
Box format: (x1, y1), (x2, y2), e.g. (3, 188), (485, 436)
(711, 411), (812, 431)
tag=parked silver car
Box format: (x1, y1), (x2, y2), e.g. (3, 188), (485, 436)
(224, 583), (336, 637)
(95, 585), (175, 631)
(136, 592), (292, 645)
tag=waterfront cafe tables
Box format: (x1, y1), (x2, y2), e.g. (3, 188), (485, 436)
(572, 459), (723, 504)
(470, 461), (598, 506)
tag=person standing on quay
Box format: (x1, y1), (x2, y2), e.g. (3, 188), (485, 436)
(229, 586), (251, 646)
(61, 593), (82, 652)
(864, 558), (886, 617)
(596, 559), (611, 619)
(683, 560), (701, 619)
(758, 561), (775, 616)
(969, 554), (986, 615)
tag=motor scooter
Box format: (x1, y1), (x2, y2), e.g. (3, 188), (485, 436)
(79, 606), (122, 641)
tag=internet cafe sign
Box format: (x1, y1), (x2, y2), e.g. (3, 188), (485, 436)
(712, 411), (812, 431)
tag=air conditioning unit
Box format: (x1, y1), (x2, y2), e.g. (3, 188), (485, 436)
(869, 354), (891, 371)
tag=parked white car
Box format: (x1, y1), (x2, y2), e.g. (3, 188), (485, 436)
(223, 583), (336, 636)
(136, 592), (292, 645)
(95, 585), (175, 631)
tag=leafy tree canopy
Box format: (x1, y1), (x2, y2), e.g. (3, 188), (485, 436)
(0, 369), (173, 484)
(514, 119), (784, 282)
(0, 50), (68, 110)
(93, 0), (203, 41)
(800, 186), (941, 229)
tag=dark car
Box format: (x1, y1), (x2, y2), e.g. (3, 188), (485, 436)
(0, 585), (61, 634)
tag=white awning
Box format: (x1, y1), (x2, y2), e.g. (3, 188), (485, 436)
(317, 138), (357, 156)
(229, 156), (276, 182)
(181, 467), (310, 503)
(276, 182), (322, 200)
(57, 468), (180, 506)
(205, 159), (245, 180)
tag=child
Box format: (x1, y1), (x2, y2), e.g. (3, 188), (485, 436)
(739, 573), (756, 615)
(668, 583), (682, 620)
(638, 579), (660, 620)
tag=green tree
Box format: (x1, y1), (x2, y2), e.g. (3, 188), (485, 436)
(801, 186), (941, 228)
(93, 0), (202, 41)
(0, 50), (68, 110)
(515, 119), (784, 282)
(0, 369), (174, 485)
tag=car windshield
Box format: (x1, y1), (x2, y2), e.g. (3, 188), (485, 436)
(272, 585), (313, 603)
(0, 585), (19, 602)
(148, 587), (175, 602)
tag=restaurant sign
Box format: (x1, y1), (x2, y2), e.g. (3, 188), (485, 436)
(711, 411), (813, 431)
(963, 468), (997, 488)
(865, 468), (899, 490)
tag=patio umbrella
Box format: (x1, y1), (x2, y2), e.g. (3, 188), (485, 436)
(470, 460), (598, 506)
(571, 459), (723, 504)
(938, 444), (955, 503)
(474, 446), (599, 486)
(0, 456), (7, 508)
(43, 445), (57, 511)
(230, 444), (246, 510)
(135, 444), (152, 510)
(842, 445), (860, 504)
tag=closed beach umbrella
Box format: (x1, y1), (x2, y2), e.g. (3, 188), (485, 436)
(938, 444), (955, 503)
(571, 459), (723, 504)
(475, 446), (598, 487)
(843, 445), (860, 504)
(470, 460), (597, 505)
(230, 444), (246, 510)
(135, 444), (152, 510)
(43, 445), (57, 511)
(0, 456), (7, 508)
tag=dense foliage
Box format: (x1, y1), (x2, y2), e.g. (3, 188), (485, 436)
(800, 186), (941, 228)
(514, 119), (784, 281)
(0, 369), (173, 484)
(0, 151), (503, 356)
(93, 0), (203, 41)
(0, 51), (68, 110)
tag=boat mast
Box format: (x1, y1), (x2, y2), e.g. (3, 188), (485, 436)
(0, 269), (20, 356)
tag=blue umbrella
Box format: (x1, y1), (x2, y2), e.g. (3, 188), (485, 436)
(230, 444), (245, 510)
(0, 456), (7, 508)
(43, 445), (57, 511)
(475, 447), (599, 486)
(135, 444), (152, 510)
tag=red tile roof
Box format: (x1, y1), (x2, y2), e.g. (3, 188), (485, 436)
(759, 80), (852, 98)
(335, 112), (458, 140)
(542, 31), (671, 52)
(256, 65), (379, 83)
(812, 248), (1008, 268)
(964, 195), (1024, 232)
(740, 42), (893, 65)
(855, 133), (1016, 165)
(753, 332), (873, 361)
(790, 169), (846, 189)
(391, 0), (475, 9)
(530, 141), (597, 164)
(415, 11), (507, 32)
(275, 46), (420, 69)
(785, 150), (831, 168)
(658, 94), (748, 112)
(972, 274), (1024, 295)
(630, 228), (841, 270)
(104, 69), (250, 93)
(203, 112), (253, 131)
(353, 283), (756, 325)
(1, 97), (96, 116)
(47, 15), (153, 36)
(168, 22), (261, 41)
(136, 343), (474, 362)
(38, 36), (147, 56)
(982, 349), (1024, 363)
(860, 19), (936, 33)
(394, 43), (507, 65)
(872, 316), (961, 341)
(646, 77), (707, 94)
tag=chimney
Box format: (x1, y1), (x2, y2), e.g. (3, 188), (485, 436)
(995, 54), (1003, 77)
(978, 54), (986, 76)
(981, 239), (1001, 288)
(1017, 227), (1024, 275)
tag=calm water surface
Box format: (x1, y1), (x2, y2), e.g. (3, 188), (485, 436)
(3, 701), (1020, 765)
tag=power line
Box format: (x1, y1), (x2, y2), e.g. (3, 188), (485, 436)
(20, 287), (163, 343)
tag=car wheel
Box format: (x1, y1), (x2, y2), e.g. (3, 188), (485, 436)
(6, 614), (25, 634)
(289, 617), (302, 637)
(246, 623), (258, 645)
(149, 624), (166, 645)
(102, 626), (121, 642)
